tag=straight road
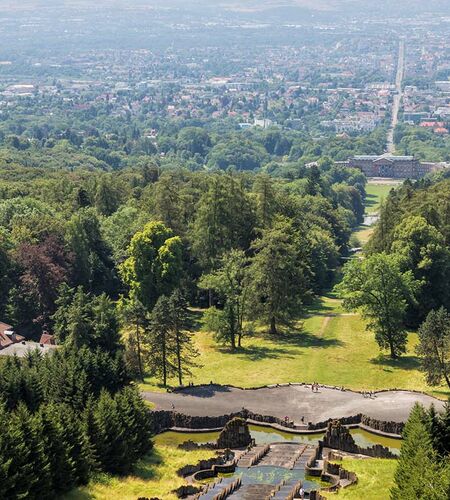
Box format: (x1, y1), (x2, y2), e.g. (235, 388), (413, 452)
(387, 40), (405, 154)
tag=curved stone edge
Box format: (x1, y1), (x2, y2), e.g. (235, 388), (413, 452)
(150, 409), (404, 438)
(170, 382), (445, 401)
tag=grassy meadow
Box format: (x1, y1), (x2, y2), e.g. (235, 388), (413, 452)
(64, 444), (216, 500)
(364, 181), (400, 214)
(323, 457), (397, 499)
(141, 294), (448, 398)
(72, 180), (411, 500)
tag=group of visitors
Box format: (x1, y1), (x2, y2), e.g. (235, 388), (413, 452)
(311, 382), (320, 393)
(362, 390), (376, 398)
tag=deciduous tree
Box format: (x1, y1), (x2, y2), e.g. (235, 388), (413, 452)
(337, 253), (419, 359)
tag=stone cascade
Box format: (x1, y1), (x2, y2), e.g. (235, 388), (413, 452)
(197, 476), (242, 500)
(321, 420), (396, 458)
(237, 444), (270, 467)
(217, 418), (252, 449)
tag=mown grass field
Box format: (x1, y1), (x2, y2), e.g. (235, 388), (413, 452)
(64, 444), (216, 500)
(323, 457), (397, 499)
(141, 295), (449, 399)
(364, 181), (400, 214)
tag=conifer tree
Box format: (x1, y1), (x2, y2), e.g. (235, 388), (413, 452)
(391, 403), (447, 499)
(11, 404), (53, 499)
(146, 295), (177, 386)
(36, 404), (77, 494)
(92, 390), (130, 474)
(0, 404), (17, 498)
(57, 404), (91, 484)
(167, 289), (199, 385)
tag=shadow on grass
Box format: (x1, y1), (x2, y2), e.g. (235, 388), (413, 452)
(63, 448), (164, 500)
(217, 344), (291, 361)
(370, 355), (421, 371)
(364, 193), (378, 212)
(177, 384), (233, 397)
(302, 297), (338, 317)
(187, 308), (205, 332)
(274, 330), (344, 349)
(431, 389), (450, 399)
(132, 447), (164, 480)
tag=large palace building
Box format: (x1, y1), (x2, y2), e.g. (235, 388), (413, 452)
(342, 154), (446, 179)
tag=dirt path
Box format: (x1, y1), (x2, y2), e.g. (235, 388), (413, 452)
(319, 316), (331, 336)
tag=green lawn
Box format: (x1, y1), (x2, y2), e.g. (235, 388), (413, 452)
(141, 295), (448, 399)
(352, 225), (373, 246)
(323, 457), (397, 499)
(352, 180), (402, 246)
(64, 444), (216, 500)
(364, 181), (400, 215)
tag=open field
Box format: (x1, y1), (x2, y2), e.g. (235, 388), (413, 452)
(141, 295), (449, 399)
(64, 445), (215, 500)
(353, 179), (402, 245)
(323, 457), (397, 499)
(352, 225), (373, 246)
(364, 181), (401, 214)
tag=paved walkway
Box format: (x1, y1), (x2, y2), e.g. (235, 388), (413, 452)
(143, 384), (444, 424)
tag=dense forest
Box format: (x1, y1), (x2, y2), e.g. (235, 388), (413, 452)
(0, 131), (370, 497)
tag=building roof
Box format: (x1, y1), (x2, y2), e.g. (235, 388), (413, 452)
(10, 333), (25, 343)
(0, 341), (57, 357)
(0, 321), (13, 335)
(40, 333), (56, 345)
(352, 154), (415, 161)
(0, 333), (13, 349)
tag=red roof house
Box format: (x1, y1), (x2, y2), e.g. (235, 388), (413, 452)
(0, 332), (13, 349)
(0, 321), (13, 335)
(0, 322), (14, 349)
(0, 322), (27, 349)
(39, 333), (56, 346)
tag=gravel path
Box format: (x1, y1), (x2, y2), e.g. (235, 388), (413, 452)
(143, 384), (444, 424)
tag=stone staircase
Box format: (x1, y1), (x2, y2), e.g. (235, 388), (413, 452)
(197, 476), (242, 499)
(237, 444), (270, 467)
(271, 479), (303, 500)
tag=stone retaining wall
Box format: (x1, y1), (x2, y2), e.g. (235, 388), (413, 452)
(320, 420), (396, 458)
(177, 456), (226, 478)
(308, 413), (404, 435)
(150, 409), (404, 439)
(150, 409), (294, 435)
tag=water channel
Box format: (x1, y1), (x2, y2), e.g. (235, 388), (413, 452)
(155, 423), (401, 455)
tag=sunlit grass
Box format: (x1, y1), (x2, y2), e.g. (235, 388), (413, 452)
(64, 444), (216, 500)
(323, 457), (397, 499)
(365, 181), (400, 214)
(141, 295), (448, 399)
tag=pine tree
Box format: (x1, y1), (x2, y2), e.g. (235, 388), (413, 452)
(36, 404), (77, 494)
(57, 404), (91, 484)
(437, 401), (450, 457)
(167, 289), (199, 385)
(92, 390), (131, 474)
(11, 404), (53, 499)
(248, 217), (309, 335)
(146, 295), (177, 386)
(91, 293), (121, 354)
(0, 404), (17, 498)
(391, 403), (447, 499)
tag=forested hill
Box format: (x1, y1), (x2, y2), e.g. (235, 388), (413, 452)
(367, 178), (450, 326)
